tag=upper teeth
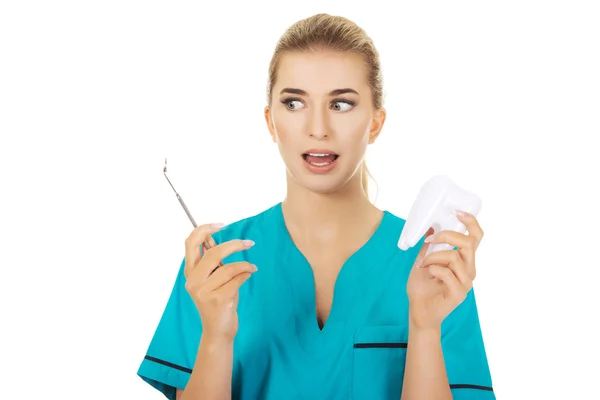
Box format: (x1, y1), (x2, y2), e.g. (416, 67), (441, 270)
(309, 153), (330, 156)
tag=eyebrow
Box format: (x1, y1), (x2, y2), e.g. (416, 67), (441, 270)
(279, 88), (359, 96)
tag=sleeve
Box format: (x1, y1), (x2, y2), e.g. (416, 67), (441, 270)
(137, 257), (202, 400)
(441, 287), (496, 399)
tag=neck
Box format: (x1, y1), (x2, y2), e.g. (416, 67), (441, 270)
(281, 173), (380, 240)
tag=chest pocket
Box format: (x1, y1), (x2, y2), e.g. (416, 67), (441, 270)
(351, 325), (408, 399)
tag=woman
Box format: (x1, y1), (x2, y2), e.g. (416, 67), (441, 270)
(138, 13), (495, 400)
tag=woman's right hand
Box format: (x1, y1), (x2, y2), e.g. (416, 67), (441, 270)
(183, 223), (257, 342)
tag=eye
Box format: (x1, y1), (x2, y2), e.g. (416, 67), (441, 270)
(281, 98), (305, 110)
(331, 100), (355, 112)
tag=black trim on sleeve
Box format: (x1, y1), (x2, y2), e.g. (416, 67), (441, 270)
(143, 355), (493, 392)
(450, 384), (494, 392)
(351, 344), (493, 392)
(353, 342), (408, 348)
(144, 355), (192, 374)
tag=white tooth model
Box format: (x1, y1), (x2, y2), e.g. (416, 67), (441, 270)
(398, 175), (482, 256)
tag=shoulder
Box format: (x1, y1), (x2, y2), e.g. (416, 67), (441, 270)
(378, 209), (409, 250)
(211, 202), (282, 244)
(382, 209), (407, 227)
(378, 209), (425, 263)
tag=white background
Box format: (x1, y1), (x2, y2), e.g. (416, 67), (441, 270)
(1, 1), (598, 399)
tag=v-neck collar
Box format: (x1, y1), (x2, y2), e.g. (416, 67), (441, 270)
(272, 201), (399, 358)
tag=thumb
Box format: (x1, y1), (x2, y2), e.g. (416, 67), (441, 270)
(414, 227), (435, 266)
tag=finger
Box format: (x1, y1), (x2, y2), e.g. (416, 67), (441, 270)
(413, 227), (435, 267)
(424, 229), (477, 274)
(456, 211), (484, 248)
(188, 272), (252, 312)
(425, 229), (475, 252)
(184, 223), (226, 277)
(425, 263), (443, 280)
(202, 261), (257, 291)
(206, 234), (218, 249)
(204, 235), (225, 271)
(200, 239), (255, 276)
(421, 250), (474, 287)
(217, 271), (253, 299)
(427, 265), (467, 303)
(200, 234), (218, 257)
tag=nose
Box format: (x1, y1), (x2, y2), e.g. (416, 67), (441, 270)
(306, 105), (331, 139)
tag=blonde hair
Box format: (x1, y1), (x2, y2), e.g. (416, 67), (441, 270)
(266, 13), (383, 198)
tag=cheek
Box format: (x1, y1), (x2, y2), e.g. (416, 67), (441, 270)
(272, 120), (297, 157)
(272, 113), (300, 144)
(335, 116), (371, 145)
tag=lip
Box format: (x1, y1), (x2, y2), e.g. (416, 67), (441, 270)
(302, 149), (340, 175)
(302, 148), (338, 155)
(302, 155), (339, 174)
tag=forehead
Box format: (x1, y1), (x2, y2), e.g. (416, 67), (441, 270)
(275, 51), (369, 94)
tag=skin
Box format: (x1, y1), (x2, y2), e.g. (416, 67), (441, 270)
(401, 212), (484, 400)
(264, 51), (387, 328)
(176, 50), (485, 400)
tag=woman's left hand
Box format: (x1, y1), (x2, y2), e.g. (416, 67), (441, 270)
(406, 211), (484, 331)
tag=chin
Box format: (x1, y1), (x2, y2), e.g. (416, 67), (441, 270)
(288, 166), (355, 195)
(302, 180), (347, 195)
(283, 151), (361, 195)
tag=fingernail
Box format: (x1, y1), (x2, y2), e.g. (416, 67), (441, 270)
(415, 257), (424, 267)
(210, 223), (226, 229)
(424, 234), (435, 243)
(242, 240), (255, 247)
(251, 264), (258, 271)
(456, 211), (468, 218)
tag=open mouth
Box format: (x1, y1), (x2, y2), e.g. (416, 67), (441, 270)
(302, 152), (339, 167)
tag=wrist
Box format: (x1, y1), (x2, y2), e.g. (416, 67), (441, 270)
(200, 334), (233, 351)
(408, 308), (441, 337)
(408, 322), (441, 339)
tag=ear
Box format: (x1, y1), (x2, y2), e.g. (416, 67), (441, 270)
(264, 106), (277, 143)
(368, 107), (386, 144)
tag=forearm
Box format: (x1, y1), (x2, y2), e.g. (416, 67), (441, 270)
(401, 322), (452, 400)
(180, 335), (233, 400)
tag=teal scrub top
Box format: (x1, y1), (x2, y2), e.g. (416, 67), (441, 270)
(138, 202), (495, 399)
